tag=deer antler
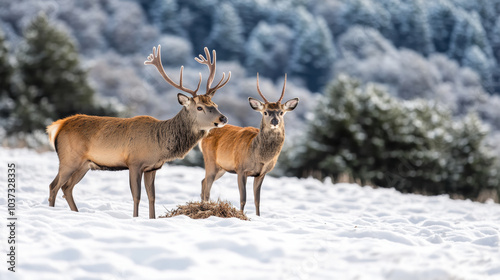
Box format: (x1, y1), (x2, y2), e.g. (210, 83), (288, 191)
(256, 73), (270, 103)
(277, 73), (287, 103)
(195, 47), (231, 97)
(145, 45), (202, 97)
(256, 73), (288, 104)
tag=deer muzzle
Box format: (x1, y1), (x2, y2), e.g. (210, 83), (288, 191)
(215, 115), (228, 127)
(271, 118), (279, 127)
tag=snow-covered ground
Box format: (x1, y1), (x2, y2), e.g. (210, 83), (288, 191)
(0, 147), (499, 280)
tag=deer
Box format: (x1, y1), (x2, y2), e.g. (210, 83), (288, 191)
(199, 73), (299, 216)
(46, 45), (231, 219)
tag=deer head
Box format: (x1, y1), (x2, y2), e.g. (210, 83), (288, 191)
(249, 73), (299, 130)
(144, 45), (230, 130)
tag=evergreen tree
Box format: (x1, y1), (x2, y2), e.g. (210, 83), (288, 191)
(205, 2), (244, 61)
(245, 21), (293, 81)
(448, 10), (494, 66)
(427, 0), (456, 53)
(0, 30), (14, 120)
(284, 75), (499, 199)
(11, 13), (113, 133)
(149, 0), (185, 36)
(177, 0), (214, 56)
(228, 0), (266, 37)
(446, 113), (498, 198)
(339, 0), (392, 39)
(462, 45), (493, 92)
(290, 8), (336, 91)
(491, 17), (500, 93)
(491, 17), (500, 62)
(390, 0), (434, 55)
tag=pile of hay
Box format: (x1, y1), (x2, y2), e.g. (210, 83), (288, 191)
(159, 199), (249, 220)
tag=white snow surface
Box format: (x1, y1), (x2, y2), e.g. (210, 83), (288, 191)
(1, 147), (500, 280)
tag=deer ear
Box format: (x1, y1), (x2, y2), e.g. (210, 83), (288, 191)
(284, 98), (299, 111)
(178, 93), (191, 107)
(248, 97), (264, 111)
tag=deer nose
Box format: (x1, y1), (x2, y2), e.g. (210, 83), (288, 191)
(219, 115), (228, 124)
(271, 118), (279, 126)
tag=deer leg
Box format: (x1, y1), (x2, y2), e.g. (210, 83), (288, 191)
(48, 176), (59, 207)
(129, 167), (143, 217)
(253, 175), (265, 216)
(201, 168), (225, 201)
(237, 173), (248, 211)
(49, 166), (79, 207)
(61, 166), (89, 212)
(144, 170), (156, 219)
(201, 162), (216, 201)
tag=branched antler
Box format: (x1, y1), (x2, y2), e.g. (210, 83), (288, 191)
(145, 45), (202, 97)
(195, 47), (231, 97)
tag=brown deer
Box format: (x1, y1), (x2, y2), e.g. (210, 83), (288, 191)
(46, 45), (230, 218)
(199, 73), (299, 216)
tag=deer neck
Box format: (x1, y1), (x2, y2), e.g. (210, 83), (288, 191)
(157, 108), (207, 160)
(252, 121), (285, 162)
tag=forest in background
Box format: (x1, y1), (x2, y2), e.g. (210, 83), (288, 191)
(0, 0), (499, 199)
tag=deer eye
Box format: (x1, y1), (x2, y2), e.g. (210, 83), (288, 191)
(264, 112), (268, 116)
(197, 106), (203, 111)
(280, 111), (284, 116)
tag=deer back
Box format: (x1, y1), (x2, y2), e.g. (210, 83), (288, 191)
(200, 125), (259, 171)
(49, 115), (163, 169)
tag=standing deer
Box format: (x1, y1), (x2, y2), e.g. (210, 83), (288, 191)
(199, 73), (299, 215)
(46, 45), (230, 218)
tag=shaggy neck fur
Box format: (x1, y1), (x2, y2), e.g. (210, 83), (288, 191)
(252, 120), (285, 162)
(156, 107), (207, 161)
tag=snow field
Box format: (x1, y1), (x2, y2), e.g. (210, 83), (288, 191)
(0, 147), (499, 280)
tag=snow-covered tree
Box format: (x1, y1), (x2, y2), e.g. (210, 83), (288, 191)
(245, 21), (293, 80)
(106, 1), (158, 54)
(337, 25), (396, 60)
(155, 35), (193, 66)
(290, 7), (336, 91)
(12, 14), (114, 133)
(228, 0), (266, 37)
(0, 30), (14, 120)
(148, 0), (185, 36)
(490, 17), (500, 65)
(56, 1), (108, 56)
(448, 10), (493, 65)
(338, 0), (392, 39)
(388, 0), (434, 55)
(462, 45), (494, 92)
(427, 0), (457, 53)
(283, 75), (499, 199)
(205, 2), (244, 61)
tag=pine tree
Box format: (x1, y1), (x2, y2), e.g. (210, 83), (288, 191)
(491, 18), (500, 63)
(448, 10), (494, 65)
(284, 75), (499, 199)
(290, 8), (336, 91)
(228, 0), (266, 37)
(463, 46), (494, 92)
(245, 21), (293, 80)
(0, 30), (14, 120)
(11, 13), (113, 133)
(427, 0), (456, 53)
(446, 113), (499, 198)
(205, 2), (244, 61)
(391, 0), (434, 55)
(177, 0), (214, 55)
(149, 0), (185, 36)
(340, 0), (392, 38)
